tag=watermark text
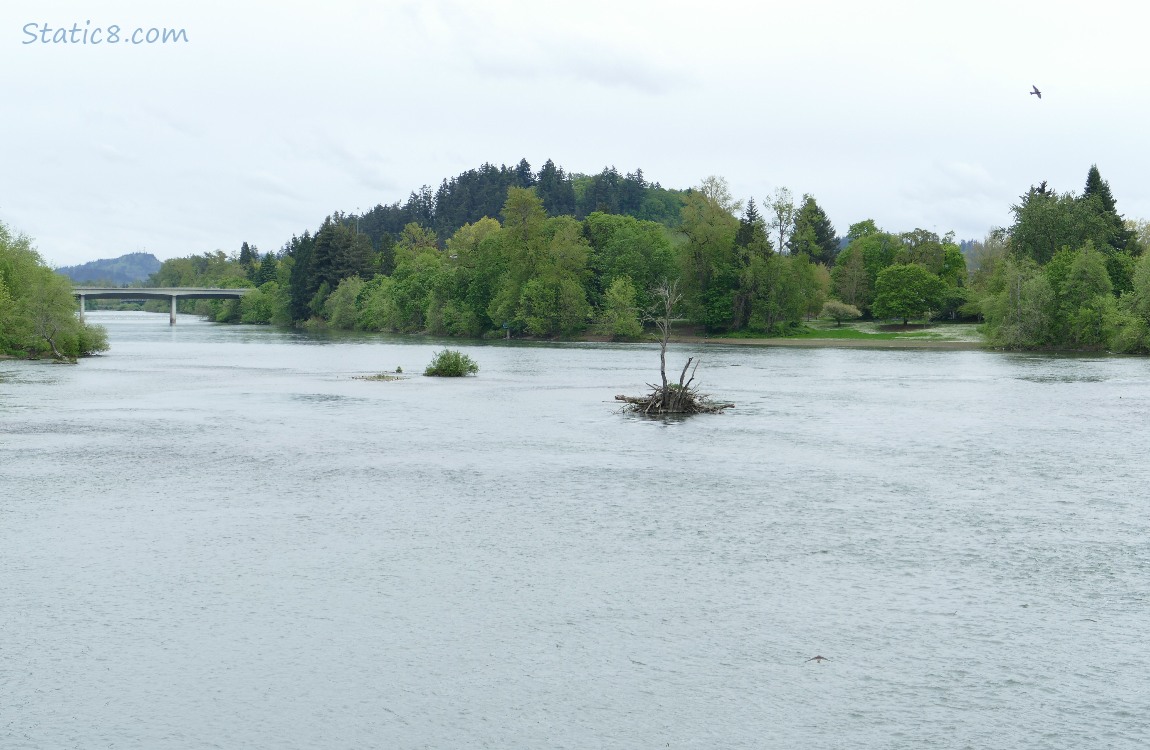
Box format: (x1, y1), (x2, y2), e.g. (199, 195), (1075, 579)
(23, 21), (189, 46)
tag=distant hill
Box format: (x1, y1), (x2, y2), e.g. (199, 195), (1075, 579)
(57, 252), (161, 285)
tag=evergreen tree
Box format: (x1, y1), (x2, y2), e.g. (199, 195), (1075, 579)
(1009, 187), (1109, 265)
(620, 169), (647, 215)
(514, 158), (536, 188)
(239, 241), (256, 268)
(254, 251), (278, 286)
(536, 159), (577, 216)
(732, 199), (773, 329)
(1083, 165), (1117, 213)
(286, 231), (316, 321)
(403, 186), (435, 229)
(312, 216), (374, 292)
(577, 167), (624, 216)
(788, 194), (838, 265)
(736, 199), (772, 251)
(1080, 164), (1132, 252)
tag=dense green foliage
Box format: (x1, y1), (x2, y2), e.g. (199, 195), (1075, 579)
(144, 166), (950, 338)
(142, 160), (1150, 355)
(978, 166), (1148, 351)
(424, 349), (479, 377)
(872, 264), (946, 325)
(0, 221), (108, 359)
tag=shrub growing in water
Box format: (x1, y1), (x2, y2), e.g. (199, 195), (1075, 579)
(423, 349), (479, 377)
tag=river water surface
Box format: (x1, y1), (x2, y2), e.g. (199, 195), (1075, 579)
(3, 312), (1149, 749)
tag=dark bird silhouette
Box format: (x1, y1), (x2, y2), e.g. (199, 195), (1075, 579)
(805, 655), (830, 663)
(1030, 85), (1042, 99)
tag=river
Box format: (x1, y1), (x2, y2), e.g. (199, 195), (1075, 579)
(2, 312), (1149, 749)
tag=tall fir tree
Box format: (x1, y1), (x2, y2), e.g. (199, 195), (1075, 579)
(536, 159), (577, 216)
(731, 199), (772, 329)
(239, 241), (256, 268)
(1083, 165), (1117, 213)
(788, 194), (838, 265)
(514, 158), (536, 188)
(1080, 164), (1132, 251)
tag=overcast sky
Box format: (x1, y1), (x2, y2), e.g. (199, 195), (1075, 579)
(3, 0), (1148, 267)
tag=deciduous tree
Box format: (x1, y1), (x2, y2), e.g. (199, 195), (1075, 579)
(821, 299), (862, 326)
(598, 275), (643, 339)
(767, 187), (796, 257)
(679, 176), (740, 329)
(872, 264), (944, 326)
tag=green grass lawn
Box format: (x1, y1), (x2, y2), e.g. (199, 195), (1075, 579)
(714, 320), (983, 342)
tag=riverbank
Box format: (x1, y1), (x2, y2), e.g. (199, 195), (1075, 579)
(650, 321), (986, 350)
(694, 336), (984, 350)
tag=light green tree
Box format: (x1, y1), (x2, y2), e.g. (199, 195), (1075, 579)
(516, 217), (591, 336)
(1111, 253), (1150, 352)
(323, 276), (366, 330)
(767, 187), (796, 257)
(598, 275), (643, 339)
(679, 176), (739, 329)
(356, 275), (400, 331)
(0, 221), (107, 359)
(239, 281), (283, 324)
(1057, 242), (1113, 347)
(487, 188), (549, 330)
(821, 299), (862, 326)
(981, 257), (1055, 348)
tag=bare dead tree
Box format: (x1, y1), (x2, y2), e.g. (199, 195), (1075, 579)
(652, 279), (680, 392)
(614, 280), (733, 415)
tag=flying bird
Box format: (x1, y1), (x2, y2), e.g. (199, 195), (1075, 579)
(805, 655), (830, 663)
(1030, 85), (1042, 99)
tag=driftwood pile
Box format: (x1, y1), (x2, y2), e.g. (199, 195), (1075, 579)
(615, 356), (734, 415)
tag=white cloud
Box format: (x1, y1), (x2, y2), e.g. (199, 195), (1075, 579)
(3, 0), (1150, 265)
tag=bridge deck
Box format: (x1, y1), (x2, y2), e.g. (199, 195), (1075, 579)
(73, 287), (252, 300)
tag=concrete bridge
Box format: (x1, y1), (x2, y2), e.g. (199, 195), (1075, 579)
(73, 287), (252, 325)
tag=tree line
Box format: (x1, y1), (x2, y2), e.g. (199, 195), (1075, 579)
(152, 163), (863, 338)
(149, 159), (1150, 354)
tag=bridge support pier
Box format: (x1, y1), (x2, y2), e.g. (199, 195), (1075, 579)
(78, 294), (86, 324)
(170, 296), (177, 326)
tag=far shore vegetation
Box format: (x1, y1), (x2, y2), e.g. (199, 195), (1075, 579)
(52, 159), (1150, 356)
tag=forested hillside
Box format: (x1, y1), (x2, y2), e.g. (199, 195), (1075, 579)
(57, 252), (161, 285)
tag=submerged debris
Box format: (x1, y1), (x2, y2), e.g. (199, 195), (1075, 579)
(615, 356), (734, 415)
(354, 372), (405, 381)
